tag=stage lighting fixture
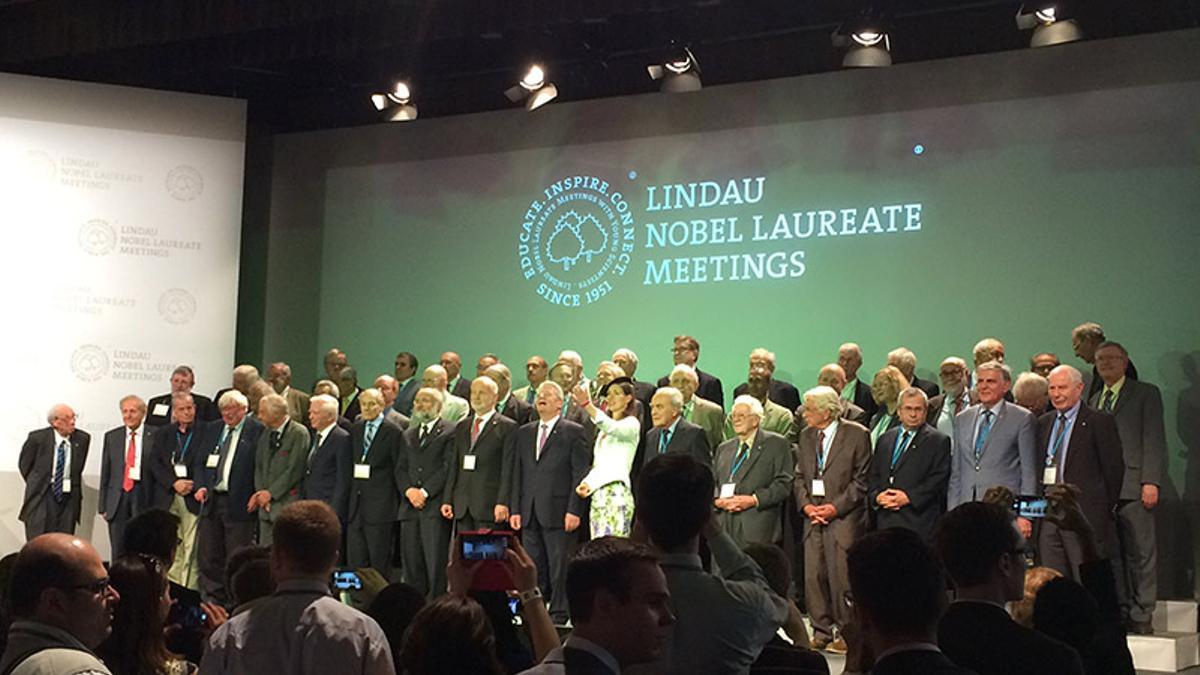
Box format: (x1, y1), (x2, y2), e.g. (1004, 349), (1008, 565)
(370, 81), (418, 122)
(647, 45), (702, 93)
(1016, 4), (1083, 47)
(833, 13), (892, 68)
(504, 64), (559, 111)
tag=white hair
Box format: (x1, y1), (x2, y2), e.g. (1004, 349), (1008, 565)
(310, 394), (339, 418)
(975, 360), (1012, 383)
(670, 363), (699, 384)
(537, 380), (565, 400)
(1013, 372), (1049, 399)
(749, 347), (776, 367)
(803, 386), (842, 418)
(472, 376), (499, 395)
(218, 390), (249, 410)
(731, 394), (764, 419)
(612, 348), (639, 369)
(1048, 364), (1083, 385)
(655, 386), (684, 411)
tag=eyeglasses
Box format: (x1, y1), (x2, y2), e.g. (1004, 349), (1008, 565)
(843, 591), (856, 608)
(58, 576), (112, 595)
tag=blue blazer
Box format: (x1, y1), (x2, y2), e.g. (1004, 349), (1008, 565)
(194, 417), (263, 522)
(302, 425), (352, 521)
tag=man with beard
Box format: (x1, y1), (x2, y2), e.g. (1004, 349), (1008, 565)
(397, 388), (455, 597)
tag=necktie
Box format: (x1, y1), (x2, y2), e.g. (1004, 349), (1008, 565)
(52, 440), (66, 501)
(974, 410), (994, 460)
(659, 428), (672, 454)
(307, 432), (320, 467)
(471, 417), (483, 447)
(215, 426), (235, 484)
(419, 424), (429, 445)
(537, 423), (549, 460)
(270, 430), (281, 449)
(892, 430), (913, 469)
(731, 442), (749, 479)
(816, 430), (827, 473)
(1101, 389), (1115, 412)
(1048, 413), (1069, 475)
(123, 429), (137, 492)
(363, 422), (377, 459)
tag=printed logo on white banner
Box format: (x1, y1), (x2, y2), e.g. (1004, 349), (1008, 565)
(78, 219), (117, 256)
(71, 345), (109, 382)
(166, 165), (204, 201)
(158, 288), (197, 325)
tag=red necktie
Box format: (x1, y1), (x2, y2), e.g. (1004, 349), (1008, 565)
(471, 417), (483, 446)
(123, 429), (136, 492)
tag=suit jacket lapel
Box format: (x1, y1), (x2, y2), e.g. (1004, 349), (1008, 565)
(893, 426), (923, 473)
(735, 430), (765, 481)
(1111, 383), (1131, 415)
(1063, 408), (1088, 475)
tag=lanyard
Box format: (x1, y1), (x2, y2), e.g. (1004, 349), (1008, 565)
(175, 428), (193, 463)
(729, 444), (750, 481)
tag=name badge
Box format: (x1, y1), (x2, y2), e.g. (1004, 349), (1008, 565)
(812, 479), (827, 497)
(153, 403), (169, 417)
(128, 466), (141, 481)
(206, 453), (220, 468)
(354, 464), (371, 480)
(719, 483), (736, 499)
(1043, 466), (1057, 485)
(61, 478), (72, 493)
(463, 455), (477, 471)
(174, 464), (188, 478)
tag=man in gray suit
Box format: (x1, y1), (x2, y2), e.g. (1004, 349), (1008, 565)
(1091, 341), (1166, 634)
(712, 396), (793, 547)
(948, 361), (1037, 539)
(794, 386), (872, 652)
(669, 364), (725, 452)
(249, 393), (312, 545)
(19, 404), (91, 540)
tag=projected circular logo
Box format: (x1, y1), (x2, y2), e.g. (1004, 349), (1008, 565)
(166, 165), (204, 201)
(518, 175), (631, 308)
(70, 344), (109, 382)
(158, 288), (197, 325)
(78, 219), (117, 256)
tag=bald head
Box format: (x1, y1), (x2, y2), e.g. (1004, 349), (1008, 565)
(817, 363), (848, 394)
(10, 534), (117, 648)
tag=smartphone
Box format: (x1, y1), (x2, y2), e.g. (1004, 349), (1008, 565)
(331, 569), (363, 590)
(177, 604), (209, 631)
(462, 533), (510, 561)
(1013, 496), (1048, 519)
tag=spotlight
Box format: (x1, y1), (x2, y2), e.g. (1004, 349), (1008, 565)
(1016, 4), (1083, 47)
(505, 64), (558, 111)
(370, 81), (417, 122)
(833, 12), (891, 68)
(647, 45), (702, 93)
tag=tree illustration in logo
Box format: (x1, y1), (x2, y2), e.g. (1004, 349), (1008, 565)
(546, 210), (607, 271)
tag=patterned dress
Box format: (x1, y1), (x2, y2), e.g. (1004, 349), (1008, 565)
(579, 410), (640, 538)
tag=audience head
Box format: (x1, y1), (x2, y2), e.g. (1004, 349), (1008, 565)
(257, 392), (289, 428)
(266, 361), (293, 394)
(169, 365), (196, 394)
(270, 501), (341, 582)
(668, 364), (699, 402)
(817, 363), (847, 394)
(1033, 577), (1100, 652)
(535, 381), (565, 421)
(549, 359), (577, 392)
(411, 387), (445, 425)
(612, 348), (639, 378)
(439, 351), (463, 381)
(896, 387), (929, 430)
(671, 335), (700, 367)
(744, 543), (793, 600)
(323, 348), (347, 380)
(48, 403), (78, 436)
(1094, 341), (1130, 386)
(8, 534), (119, 649)
(231, 364), (260, 394)
(374, 374), (399, 406)
(119, 395), (147, 430)
(939, 357), (970, 396)
(399, 595), (504, 675)
(476, 353), (499, 377)
(357, 388), (385, 421)
(936, 502), (1025, 602)
(394, 351), (418, 381)
(366, 583), (427, 668)
(729, 395), (764, 439)
(871, 365), (908, 410)
(483, 363), (513, 399)
(1046, 365), (1084, 412)
(122, 509), (180, 567)
(837, 342), (864, 380)
(1012, 566), (1062, 628)
(973, 338), (1006, 367)
(225, 545), (273, 607)
(217, 390), (249, 428)
(1071, 322), (1106, 364)
(749, 348), (776, 376)
(886, 347), (918, 381)
(1013, 372), (1050, 415)
(848, 528), (948, 651)
(1030, 352), (1060, 378)
(312, 379), (341, 400)
(974, 361), (1013, 406)
(171, 392), (196, 427)
(801, 386), (841, 431)
(567, 537), (673, 668)
(470, 376), (500, 416)
(636, 454), (714, 552)
(422, 364), (449, 392)
(525, 355), (549, 386)
(309, 394), (339, 430)
(650, 387), (684, 429)
(97, 554), (174, 675)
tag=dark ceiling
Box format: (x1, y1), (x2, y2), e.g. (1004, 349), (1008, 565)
(1, 0), (1197, 135)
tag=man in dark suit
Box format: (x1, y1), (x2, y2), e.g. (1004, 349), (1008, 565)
(19, 404), (90, 540)
(346, 388), (405, 576)
(849, 528), (976, 675)
(888, 347), (941, 398)
(794, 386), (872, 653)
(370, 374), (412, 429)
(398, 387), (456, 598)
(337, 366), (363, 422)
(484, 362), (533, 425)
(441, 351), (473, 400)
(1072, 322), (1138, 401)
(639, 387), (711, 477)
(868, 388), (951, 542)
(937, 501), (1084, 675)
(1037, 365), (1123, 579)
(265, 361), (310, 424)
(443, 378), (518, 531)
(301, 394), (352, 521)
(510, 381), (591, 622)
(150, 392), (209, 588)
(146, 365), (218, 426)
(393, 350), (420, 417)
(712, 396), (793, 547)
(838, 342), (878, 425)
(249, 393), (312, 546)
(612, 348), (656, 407)
(192, 390), (264, 604)
(100, 395), (172, 557)
(656, 335), (724, 408)
(733, 348), (801, 413)
(212, 364), (260, 412)
(1091, 341), (1166, 634)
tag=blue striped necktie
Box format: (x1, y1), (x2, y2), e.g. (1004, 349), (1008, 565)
(974, 410), (994, 460)
(52, 440), (66, 501)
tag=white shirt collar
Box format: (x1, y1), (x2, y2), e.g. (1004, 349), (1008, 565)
(540, 415), (561, 429)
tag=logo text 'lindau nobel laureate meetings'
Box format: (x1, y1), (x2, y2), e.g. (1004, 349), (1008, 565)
(518, 175), (635, 308)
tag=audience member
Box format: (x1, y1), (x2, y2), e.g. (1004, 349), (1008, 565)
(366, 583), (426, 674)
(96, 554), (195, 675)
(1012, 566), (1063, 628)
(224, 546), (274, 612)
(399, 596), (505, 675)
(743, 543), (828, 674)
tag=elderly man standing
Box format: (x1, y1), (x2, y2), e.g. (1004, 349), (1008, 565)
(266, 361), (310, 424)
(213, 364), (261, 409)
(867, 388), (951, 542)
(927, 357), (974, 443)
(1013, 372), (1050, 416)
(712, 396), (793, 547)
(640, 387), (711, 477)
(794, 386), (872, 653)
(250, 393), (312, 546)
(346, 388), (405, 575)
(422, 364), (469, 422)
(398, 387), (456, 597)
(733, 348), (801, 412)
(1073, 322), (1138, 400)
(786, 363), (866, 443)
(0, 534), (121, 674)
(513, 355), (549, 405)
(336, 366), (363, 421)
(657, 335), (725, 408)
(392, 351), (420, 416)
(613, 348), (656, 407)
(100, 395), (168, 557)
(154, 392), (206, 588)
(19, 404), (91, 540)
(838, 342), (878, 425)
(301, 394), (351, 522)
(668, 364), (725, 452)
(322, 348), (348, 382)
(443, 378), (518, 531)
(725, 367), (791, 439)
(887, 347), (940, 398)
(484, 362), (532, 424)
(948, 362), (1037, 538)
(1090, 341), (1167, 634)
(372, 374), (411, 429)
(147, 364), (218, 426)
(440, 351), (472, 400)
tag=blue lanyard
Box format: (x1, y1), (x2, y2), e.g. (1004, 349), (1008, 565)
(175, 428), (193, 462)
(729, 444), (750, 481)
(1047, 414), (1071, 465)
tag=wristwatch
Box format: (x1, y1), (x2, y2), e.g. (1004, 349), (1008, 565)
(517, 587), (544, 604)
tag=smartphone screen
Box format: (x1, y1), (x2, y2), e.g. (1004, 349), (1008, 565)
(331, 569), (363, 590)
(462, 534), (509, 561)
(1013, 496), (1048, 519)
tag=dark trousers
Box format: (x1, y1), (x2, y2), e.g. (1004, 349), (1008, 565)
(346, 518), (395, 578)
(1038, 519), (1085, 579)
(24, 493), (76, 541)
(107, 492), (137, 559)
(198, 492), (257, 605)
(521, 510), (571, 622)
(400, 516), (452, 598)
(1114, 499), (1158, 623)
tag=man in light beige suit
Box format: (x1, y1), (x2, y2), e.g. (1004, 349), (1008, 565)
(670, 364), (724, 452)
